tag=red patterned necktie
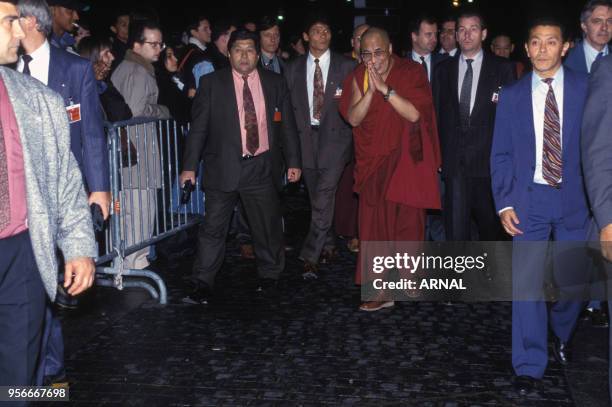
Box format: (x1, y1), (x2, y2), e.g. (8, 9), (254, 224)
(542, 78), (562, 186)
(0, 119), (10, 231)
(242, 74), (259, 155)
(313, 58), (324, 121)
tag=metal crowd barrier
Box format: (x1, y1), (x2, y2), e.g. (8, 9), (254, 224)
(94, 118), (204, 305)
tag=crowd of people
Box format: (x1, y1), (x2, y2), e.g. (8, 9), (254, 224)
(1, 0), (612, 401)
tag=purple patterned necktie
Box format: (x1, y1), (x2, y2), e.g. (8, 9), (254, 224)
(242, 74), (259, 155)
(542, 78), (562, 186)
(0, 118), (10, 231)
(313, 58), (324, 121)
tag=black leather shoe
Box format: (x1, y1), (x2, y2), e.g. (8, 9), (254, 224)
(182, 282), (212, 305)
(552, 336), (569, 366)
(513, 375), (537, 396)
(302, 262), (319, 280)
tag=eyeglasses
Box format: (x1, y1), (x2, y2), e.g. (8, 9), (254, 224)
(360, 50), (387, 61)
(143, 41), (166, 50)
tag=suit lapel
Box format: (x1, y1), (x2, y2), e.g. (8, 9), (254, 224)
(258, 68), (275, 144)
(471, 53), (492, 121)
(221, 69), (242, 151)
(450, 57), (460, 114)
(296, 55), (310, 124)
(562, 69), (579, 157)
(319, 52), (339, 122)
(47, 46), (63, 95)
(520, 73), (536, 167)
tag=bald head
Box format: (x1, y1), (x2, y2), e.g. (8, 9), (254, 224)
(361, 27), (390, 49)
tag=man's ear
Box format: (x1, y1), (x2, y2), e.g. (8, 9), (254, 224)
(110, 25), (117, 35)
(561, 41), (571, 57)
(389, 43), (393, 55)
(302, 32), (309, 44)
(482, 28), (488, 42)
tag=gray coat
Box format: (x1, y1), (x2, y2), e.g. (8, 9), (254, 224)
(0, 67), (97, 301)
(111, 51), (170, 189)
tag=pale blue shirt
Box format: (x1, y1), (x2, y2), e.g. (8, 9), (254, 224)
(583, 40), (609, 73)
(411, 50), (432, 82)
(458, 49), (483, 114)
(306, 49), (331, 126)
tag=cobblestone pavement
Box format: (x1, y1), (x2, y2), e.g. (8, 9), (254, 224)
(42, 191), (607, 406)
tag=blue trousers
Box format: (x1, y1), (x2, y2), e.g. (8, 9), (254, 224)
(0, 231), (46, 388)
(512, 184), (590, 378)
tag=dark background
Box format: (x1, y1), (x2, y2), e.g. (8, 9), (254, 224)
(81, 0), (587, 58)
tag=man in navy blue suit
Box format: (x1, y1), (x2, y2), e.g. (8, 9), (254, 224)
(17, 0), (109, 386)
(491, 18), (591, 396)
(564, 0), (612, 74)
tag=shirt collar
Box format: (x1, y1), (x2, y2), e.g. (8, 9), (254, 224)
(532, 65), (564, 91)
(460, 49), (483, 64)
(584, 39), (609, 59)
(412, 50), (431, 60)
(28, 40), (50, 61)
(188, 37), (207, 52)
(232, 68), (260, 81)
(308, 49), (330, 64)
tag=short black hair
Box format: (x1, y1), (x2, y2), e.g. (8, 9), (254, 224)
(77, 35), (112, 64)
(440, 14), (456, 25)
(303, 12), (331, 34)
(411, 14), (437, 35)
(112, 9), (129, 25)
(527, 17), (567, 42)
(456, 8), (487, 30)
(227, 29), (260, 54)
(186, 16), (209, 36)
(127, 19), (161, 49)
(212, 19), (236, 43)
(258, 15), (279, 32)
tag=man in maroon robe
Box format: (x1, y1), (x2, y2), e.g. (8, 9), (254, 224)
(339, 27), (441, 311)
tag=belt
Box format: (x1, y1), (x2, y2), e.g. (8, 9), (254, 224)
(310, 125), (320, 131)
(241, 154), (256, 161)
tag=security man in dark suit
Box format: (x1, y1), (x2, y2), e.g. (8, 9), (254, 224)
(433, 9), (515, 241)
(180, 30), (301, 304)
(283, 15), (356, 277)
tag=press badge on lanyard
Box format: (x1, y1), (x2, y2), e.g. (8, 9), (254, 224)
(66, 99), (81, 123)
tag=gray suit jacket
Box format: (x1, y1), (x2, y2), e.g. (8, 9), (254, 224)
(582, 55), (612, 231)
(284, 52), (355, 169)
(0, 67), (96, 301)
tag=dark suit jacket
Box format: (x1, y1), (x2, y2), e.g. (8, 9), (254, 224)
(433, 51), (515, 177)
(284, 52), (356, 169)
(48, 45), (109, 192)
(258, 54), (285, 75)
(183, 67), (301, 192)
(582, 54), (612, 230)
(491, 67), (590, 231)
(564, 40), (589, 74)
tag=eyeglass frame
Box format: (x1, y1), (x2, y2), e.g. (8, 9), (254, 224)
(142, 41), (166, 50)
(360, 49), (389, 61)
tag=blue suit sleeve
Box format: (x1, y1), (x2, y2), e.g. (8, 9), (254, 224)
(79, 61), (110, 192)
(490, 88), (515, 213)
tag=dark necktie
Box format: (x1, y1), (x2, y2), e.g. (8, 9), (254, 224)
(263, 57), (274, 71)
(596, 51), (604, 62)
(313, 58), (324, 121)
(459, 58), (474, 127)
(542, 78), (562, 186)
(22, 54), (32, 76)
(420, 55), (428, 80)
(242, 74), (259, 155)
(0, 118), (10, 231)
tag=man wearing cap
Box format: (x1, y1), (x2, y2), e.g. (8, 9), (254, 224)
(47, 0), (87, 54)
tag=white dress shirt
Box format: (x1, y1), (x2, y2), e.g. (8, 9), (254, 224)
(457, 49), (483, 114)
(411, 50), (432, 82)
(440, 48), (458, 57)
(532, 67), (564, 185)
(583, 40), (609, 73)
(16, 40), (50, 85)
(306, 49), (330, 126)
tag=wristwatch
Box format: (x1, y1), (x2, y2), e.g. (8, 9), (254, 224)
(383, 86), (395, 101)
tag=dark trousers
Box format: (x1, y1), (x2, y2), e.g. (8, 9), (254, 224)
(512, 184), (589, 378)
(300, 166), (345, 264)
(193, 155), (284, 287)
(0, 231), (46, 387)
(444, 175), (503, 241)
(36, 307), (64, 384)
